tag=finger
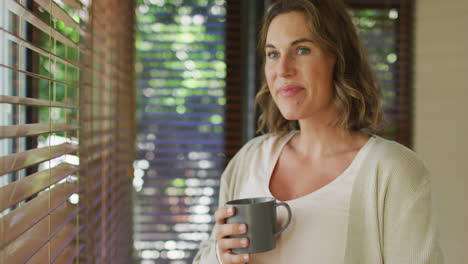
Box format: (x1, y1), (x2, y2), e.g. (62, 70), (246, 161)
(222, 252), (250, 264)
(214, 206), (235, 224)
(216, 223), (247, 240)
(218, 237), (249, 252)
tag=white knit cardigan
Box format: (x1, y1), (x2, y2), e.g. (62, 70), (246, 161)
(192, 132), (444, 264)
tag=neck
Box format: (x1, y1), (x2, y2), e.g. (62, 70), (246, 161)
(287, 101), (369, 158)
(292, 105), (367, 159)
(294, 122), (353, 156)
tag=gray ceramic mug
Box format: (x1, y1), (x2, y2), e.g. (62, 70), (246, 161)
(225, 197), (292, 254)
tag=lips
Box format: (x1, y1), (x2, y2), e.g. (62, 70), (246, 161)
(278, 85), (304, 97)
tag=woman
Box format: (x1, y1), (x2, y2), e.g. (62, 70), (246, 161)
(193, 0), (443, 263)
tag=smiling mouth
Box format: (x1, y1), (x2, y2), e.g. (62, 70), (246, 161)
(278, 85), (304, 97)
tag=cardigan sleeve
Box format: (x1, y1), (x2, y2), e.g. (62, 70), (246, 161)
(344, 137), (444, 264)
(383, 179), (444, 263)
(192, 133), (282, 263)
(378, 140), (444, 263)
(378, 141), (444, 264)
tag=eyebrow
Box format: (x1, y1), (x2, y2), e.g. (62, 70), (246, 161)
(265, 38), (314, 49)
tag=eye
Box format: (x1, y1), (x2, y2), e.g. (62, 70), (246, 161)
(297, 46), (311, 55)
(266, 50), (279, 59)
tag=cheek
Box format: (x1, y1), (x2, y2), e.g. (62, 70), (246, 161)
(264, 66), (274, 85)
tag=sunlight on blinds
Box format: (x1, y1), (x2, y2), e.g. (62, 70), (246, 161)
(1, 0), (136, 263)
(133, 0), (226, 263)
(0, 0), (82, 262)
(350, 7), (410, 144)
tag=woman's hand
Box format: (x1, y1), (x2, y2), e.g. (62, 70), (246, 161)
(215, 206), (251, 263)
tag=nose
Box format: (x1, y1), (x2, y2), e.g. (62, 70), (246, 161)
(278, 53), (296, 77)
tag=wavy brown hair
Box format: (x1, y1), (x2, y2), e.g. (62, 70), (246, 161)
(255, 0), (383, 134)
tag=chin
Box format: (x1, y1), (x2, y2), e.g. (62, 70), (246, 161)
(279, 110), (302, 121)
(276, 101), (308, 121)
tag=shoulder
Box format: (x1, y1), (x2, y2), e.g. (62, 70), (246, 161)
(237, 133), (272, 153)
(365, 135), (431, 187)
(370, 136), (428, 171)
(220, 132), (294, 199)
(234, 131), (295, 159)
(223, 131), (294, 177)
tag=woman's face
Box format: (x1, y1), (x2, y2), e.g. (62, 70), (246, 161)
(264, 11), (336, 122)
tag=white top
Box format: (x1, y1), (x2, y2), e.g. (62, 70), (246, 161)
(241, 135), (375, 264)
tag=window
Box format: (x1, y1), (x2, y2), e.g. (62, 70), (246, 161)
(347, 0), (414, 146)
(133, 0), (230, 263)
(0, 0), (136, 263)
(1, 1), (81, 262)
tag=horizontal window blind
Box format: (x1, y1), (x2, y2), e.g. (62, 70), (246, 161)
(133, 0), (228, 263)
(1, 0), (136, 263)
(1, 0), (81, 263)
(347, 0), (414, 147)
(79, 0), (136, 263)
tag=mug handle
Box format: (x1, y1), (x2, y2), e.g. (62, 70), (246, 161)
(273, 202), (292, 237)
